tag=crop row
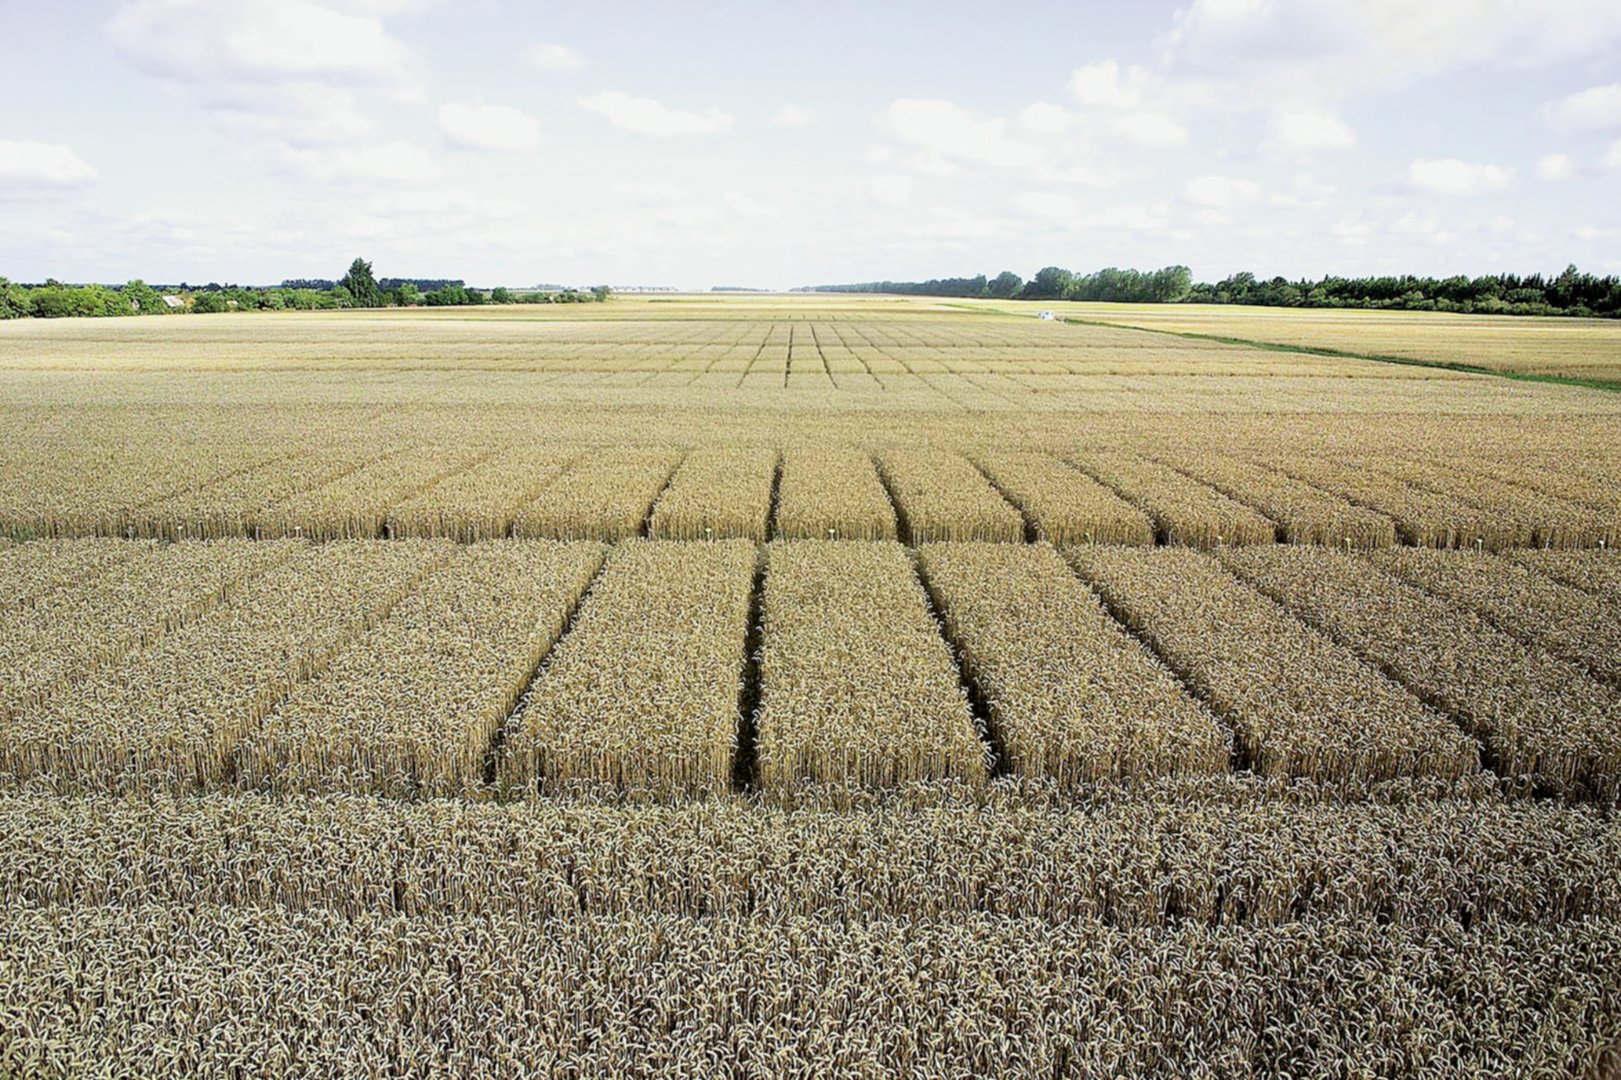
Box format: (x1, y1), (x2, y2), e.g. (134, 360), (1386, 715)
(756, 541), (987, 794)
(239, 542), (605, 796)
(1221, 546), (1621, 799)
(0, 787), (1615, 924)
(1070, 546), (1480, 782)
(918, 543), (1228, 783)
(0, 538), (1617, 799)
(2, 904), (1615, 1078)
(3, 437), (1612, 551)
(0, 541), (449, 792)
(501, 540), (755, 797)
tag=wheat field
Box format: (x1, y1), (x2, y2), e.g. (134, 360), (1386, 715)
(1, 297), (1618, 1076)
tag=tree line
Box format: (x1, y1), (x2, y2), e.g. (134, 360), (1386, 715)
(0, 258), (611, 319)
(794, 264), (1621, 318)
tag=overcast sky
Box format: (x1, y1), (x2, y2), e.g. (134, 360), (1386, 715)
(3, 0), (1620, 289)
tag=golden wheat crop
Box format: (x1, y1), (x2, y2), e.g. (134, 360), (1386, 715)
(255, 445), (490, 540)
(1156, 450), (1397, 548)
(974, 451), (1154, 545)
(874, 448), (1025, 543)
(1, 903), (1615, 1077)
(511, 448), (681, 540)
(1070, 546), (1478, 781)
(0, 537), (151, 611)
(240, 541), (605, 795)
(1265, 453), (1531, 550)
(387, 448), (576, 540)
(918, 543), (1228, 783)
(0, 540), (297, 725)
(649, 447), (777, 540)
(0, 541), (447, 792)
(0, 786), (1613, 922)
(1507, 549), (1621, 606)
(1075, 452), (1277, 547)
(125, 445), (383, 540)
(1221, 545), (1621, 799)
(773, 446), (898, 540)
(502, 540), (755, 797)
(755, 541), (986, 796)
(1368, 547), (1621, 684)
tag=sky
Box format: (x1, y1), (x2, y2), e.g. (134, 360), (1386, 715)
(2, 0), (1620, 289)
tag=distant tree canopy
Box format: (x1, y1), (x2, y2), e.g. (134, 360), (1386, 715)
(339, 258), (383, 308)
(795, 263), (1621, 317)
(1, 258), (612, 318)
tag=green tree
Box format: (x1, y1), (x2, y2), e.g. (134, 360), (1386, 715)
(590, 285), (612, 302)
(1024, 266), (1074, 300)
(123, 279), (166, 314)
(190, 291), (229, 314)
(338, 257), (382, 308)
(490, 286), (512, 304)
(987, 271), (1023, 298)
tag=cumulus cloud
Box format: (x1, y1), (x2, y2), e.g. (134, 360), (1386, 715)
(1535, 153), (1575, 181)
(1263, 106), (1355, 156)
(879, 99), (1041, 170)
(1070, 59), (1155, 108)
(1154, 0), (1621, 108)
(1184, 174), (1262, 208)
(1110, 111), (1188, 147)
(104, 0), (425, 150)
(1542, 83), (1621, 134)
(1407, 157), (1513, 195)
(106, 0), (419, 96)
(0, 140), (98, 190)
(272, 141), (438, 186)
(525, 42), (585, 72)
(579, 91), (733, 135)
(437, 101), (542, 152)
(769, 104), (815, 128)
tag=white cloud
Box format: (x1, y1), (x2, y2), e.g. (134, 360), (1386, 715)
(1331, 220), (1371, 246)
(879, 99), (1040, 170)
(1011, 191), (1078, 218)
(867, 174), (914, 206)
(768, 104), (815, 128)
(1606, 139), (1621, 172)
(1267, 172), (1337, 208)
(437, 101), (542, 152)
(1407, 157), (1513, 195)
(1010, 192), (1171, 231)
(1535, 153), (1575, 181)
(104, 0), (425, 150)
(1184, 174), (1262, 208)
(1542, 83), (1621, 134)
(579, 91), (733, 135)
(1154, 0), (1621, 108)
(0, 140), (98, 189)
(1016, 102), (1070, 134)
(1070, 59), (1152, 108)
(106, 0), (419, 97)
(525, 42), (585, 72)
(272, 141), (438, 186)
(1263, 107), (1355, 156)
(1110, 111), (1188, 147)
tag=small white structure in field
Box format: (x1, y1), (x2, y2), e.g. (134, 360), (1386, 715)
(1037, 310), (1056, 320)
(160, 295), (184, 310)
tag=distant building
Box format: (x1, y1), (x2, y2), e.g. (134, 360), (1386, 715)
(161, 295), (184, 310)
